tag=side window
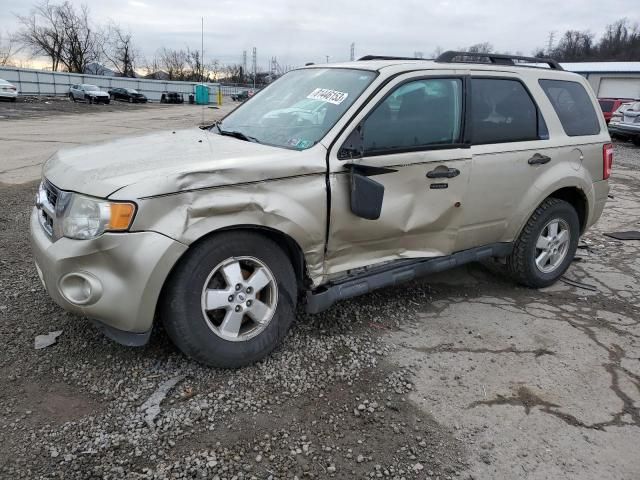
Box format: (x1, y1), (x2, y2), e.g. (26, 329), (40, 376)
(471, 78), (543, 144)
(362, 78), (463, 153)
(539, 79), (601, 136)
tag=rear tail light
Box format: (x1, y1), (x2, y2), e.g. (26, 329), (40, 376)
(603, 143), (614, 180)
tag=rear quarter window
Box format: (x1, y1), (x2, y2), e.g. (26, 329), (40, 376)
(539, 79), (601, 136)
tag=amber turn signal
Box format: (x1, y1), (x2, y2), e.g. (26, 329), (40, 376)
(108, 203), (136, 230)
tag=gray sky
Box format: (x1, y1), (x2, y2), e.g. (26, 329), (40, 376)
(1, 0), (637, 69)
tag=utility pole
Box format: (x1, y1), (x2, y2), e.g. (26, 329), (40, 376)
(414, 51), (424, 59)
(325, 55), (329, 63)
(201, 17), (204, 83)
(252, 47), (257, 88)
(350, 43), (355, 61)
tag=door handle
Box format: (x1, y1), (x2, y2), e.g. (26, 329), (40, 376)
(426, 166), (460, 179)
(528, 153), (551, 165)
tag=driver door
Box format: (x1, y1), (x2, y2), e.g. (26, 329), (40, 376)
(325, 73), (472, 277)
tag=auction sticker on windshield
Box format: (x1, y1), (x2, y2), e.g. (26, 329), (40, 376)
(307, 88), (349, 105)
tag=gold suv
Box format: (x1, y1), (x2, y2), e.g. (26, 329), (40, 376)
(30, 52), (612, 367)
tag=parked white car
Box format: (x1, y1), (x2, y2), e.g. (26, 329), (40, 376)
(0, 79), (18, 102)
(69, 84), (110, 104)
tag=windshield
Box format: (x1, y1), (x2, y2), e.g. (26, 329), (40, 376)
(219, 68), (377, 150)
(83, 85), (100, 91)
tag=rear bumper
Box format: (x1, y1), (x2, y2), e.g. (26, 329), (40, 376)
(609, 123), (640, 136)
(586, 180), (610, 230)
(30, 208), (187, 343)
(0, 91), (18, 99)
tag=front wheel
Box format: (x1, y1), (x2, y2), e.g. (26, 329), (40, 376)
(161, 231), (297, 368)
(506, 198), (579, 288)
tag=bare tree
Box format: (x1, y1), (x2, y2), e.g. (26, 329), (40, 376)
(103, 23), (137, 77)
(17, 0), (65, 71)
(186, 47), (204, 81)
(17, 1), (101, 73)
(57, 2), (102, 73)
(207, 59), (220, 81)
(158, 47), (188, 80)
(0, 31), (22, 66)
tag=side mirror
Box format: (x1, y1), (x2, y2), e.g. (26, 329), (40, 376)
(338, 125), (364, 160)
(349, 166), (385, 220)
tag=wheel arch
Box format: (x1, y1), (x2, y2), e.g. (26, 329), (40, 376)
(547, 186), (589, 234)
(160, 225), (311, 304)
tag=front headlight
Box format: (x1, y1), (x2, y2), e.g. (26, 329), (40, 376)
(62, 194), (136, 240)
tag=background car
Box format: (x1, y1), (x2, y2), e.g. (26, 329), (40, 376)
(231, 90), (249, 102)
(69, 84), (110, 104)
(160, 91), (184, 104)
(109, 87), (148, 103)
(608, 100), (640, 144)
(598, 97), (636, 124)
(0, 78), (18, 102)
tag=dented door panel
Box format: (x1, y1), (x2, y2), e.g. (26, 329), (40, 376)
(326, 149), (472, 276)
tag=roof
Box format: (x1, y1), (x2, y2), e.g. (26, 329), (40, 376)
(560, 62), (640, 74)
(303, 59), (580, 80)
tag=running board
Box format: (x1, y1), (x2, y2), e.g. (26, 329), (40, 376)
(305, 243), (513, 314)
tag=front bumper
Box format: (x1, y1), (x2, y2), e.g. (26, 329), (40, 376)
(30, 208), (187, 344)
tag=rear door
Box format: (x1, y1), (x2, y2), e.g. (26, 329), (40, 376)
(325, 72), (472, 276)
(456, 74), (553, 250)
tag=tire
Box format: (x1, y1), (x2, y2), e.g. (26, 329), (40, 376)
(506, 198), (579, 288)
(105, 100), (110, 105)
(129, 97), (133, 103)
(110, 94), (114, 100)
(70, 94), (76, 103)
(161, 231), (298, 368)
(10, 97), (16, 103)
(632, 136), (640, 146)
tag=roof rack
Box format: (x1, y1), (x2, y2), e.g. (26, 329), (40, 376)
(436, 51), (563, 71)
(358, 55), (429, 61)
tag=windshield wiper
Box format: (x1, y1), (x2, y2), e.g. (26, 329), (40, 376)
(216, 123), (260, 143)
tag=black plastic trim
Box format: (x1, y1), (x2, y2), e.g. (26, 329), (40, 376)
(91, 320), (151, 347)
(305, 242), (513, 313)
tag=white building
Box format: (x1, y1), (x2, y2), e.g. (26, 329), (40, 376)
(561, 62), (640, 99)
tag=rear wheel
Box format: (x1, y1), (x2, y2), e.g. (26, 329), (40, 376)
(128, 97), (133, 103)
(632, 136), (640, 146)
(161, 231), (297, 368)
(506, 198), (579, 288)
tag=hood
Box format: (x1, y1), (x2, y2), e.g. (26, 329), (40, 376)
(43, 129), (326, 199)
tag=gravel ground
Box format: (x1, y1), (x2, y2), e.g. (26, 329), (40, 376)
(0, 96), (156, 121)
(0, 183), (466, 479)
(1, 143), (638, 479)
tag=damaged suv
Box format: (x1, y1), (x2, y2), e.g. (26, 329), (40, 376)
(31, 52), (612, 367)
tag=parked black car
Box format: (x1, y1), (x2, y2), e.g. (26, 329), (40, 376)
(231, 90), (250, 102)
(160, 91), (184, 104)
(108, 88), (148, 103)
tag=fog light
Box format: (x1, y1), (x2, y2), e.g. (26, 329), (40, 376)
(59, 272), (103, 305)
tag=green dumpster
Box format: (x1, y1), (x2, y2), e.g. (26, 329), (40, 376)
(195, 84), (209, 105)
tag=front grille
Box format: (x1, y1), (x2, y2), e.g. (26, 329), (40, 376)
(37, 180), (61, 238)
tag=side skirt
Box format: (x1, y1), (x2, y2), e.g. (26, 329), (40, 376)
(305, 242), (513, 314)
